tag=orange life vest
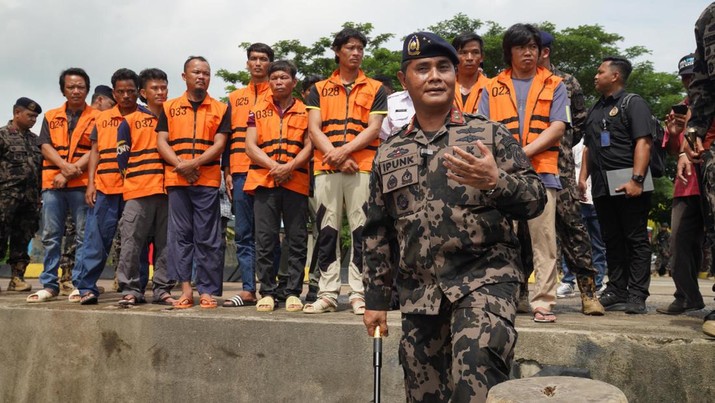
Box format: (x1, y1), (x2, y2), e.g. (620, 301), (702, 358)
(308, 69), (383, 171)
(93, 106), (124, 195)
(227, 80), (272, 174)
(244, 98), (310, 196)
(41, 104), (96, 190)
(454, 73), (489, 114)
(483, 67), (562, 174)
(161, 92), (227, 188)
(120, 109), (165, 200)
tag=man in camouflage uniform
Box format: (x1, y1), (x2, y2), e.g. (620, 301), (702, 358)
(538, 31), (605, 315)
(363, 32), (546, 402)
(0, 98), (43, 292)
(685, 1), (715, 337)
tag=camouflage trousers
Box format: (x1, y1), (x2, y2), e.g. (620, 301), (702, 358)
(0, 193), (40, 271)
(59, 216), (77, 283)
(399, 282), (518, 402)
(555, 174), (599, 287)
(700, 148), (715, 244)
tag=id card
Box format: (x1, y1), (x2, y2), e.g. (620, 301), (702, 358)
(600, 131), (611, 147)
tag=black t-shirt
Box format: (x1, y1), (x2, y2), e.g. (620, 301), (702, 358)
(584, 90), (653, 198)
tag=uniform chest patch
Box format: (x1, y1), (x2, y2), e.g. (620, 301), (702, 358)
(397, 194), (409, 211)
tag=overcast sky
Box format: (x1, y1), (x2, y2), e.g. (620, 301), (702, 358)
(0, 0), (707, 128)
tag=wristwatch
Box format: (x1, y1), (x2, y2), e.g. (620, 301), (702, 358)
(631, 174), (645, 184)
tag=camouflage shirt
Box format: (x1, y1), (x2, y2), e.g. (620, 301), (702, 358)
(0, 120), (42, 194)
(551, 65), (586, 194)
(363, 108), (546, 314)
(688, 2), (715, 139)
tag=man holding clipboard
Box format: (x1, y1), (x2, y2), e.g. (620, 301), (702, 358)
(578, 56), (654, 315)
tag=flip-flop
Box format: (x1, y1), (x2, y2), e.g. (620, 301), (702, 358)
(285, 296), (304, 312)
(256, 296), (275, 312)
(26, 289), (57, 303)
(222, 291), (257, 307)
(533, 309), (557, 323)
(79, 292), (98, 305)
(173, 296), (194, 309)
(200, 296), (218, 309)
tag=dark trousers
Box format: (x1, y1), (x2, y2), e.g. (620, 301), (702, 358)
(167, 186), (223, 296)
(254, 187), (308, 299)
(594, 193), (652, 299)
(670, 196), (705, 306)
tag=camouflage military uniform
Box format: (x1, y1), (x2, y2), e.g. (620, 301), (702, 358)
(552, 66), (599, 295)
(689, 2), (715, 244)
(363, 108), (546, 401)
(0, 120), (42, 290)
(58, 216), (76, 293)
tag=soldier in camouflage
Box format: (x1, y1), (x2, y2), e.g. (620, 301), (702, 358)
(0, 97), (43, 292)
(538, 31), (604, 315)
(685, 1), (715, 337)
(363, 32), (546, 402)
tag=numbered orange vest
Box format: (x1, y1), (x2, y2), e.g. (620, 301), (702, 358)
(244, 98), (310, 196)
(162, 92), (227, 188)
(228, 81), (272, 174)
(483, 67), (562, 174)
(93, 106), (124, 195)
(41, 104), (96, 190)
(309, 69), (382, 171)
(121, 109), (165, 200)
(454, 73), (489, 114)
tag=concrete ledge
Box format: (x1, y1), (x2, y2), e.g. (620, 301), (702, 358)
(0, 278), (713, 403)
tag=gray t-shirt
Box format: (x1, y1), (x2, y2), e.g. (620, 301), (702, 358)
(478, 79), (570, 189)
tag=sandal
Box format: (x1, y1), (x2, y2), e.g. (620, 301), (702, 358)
(172, 295), (194, 309)
(302, 296), (337, 314)
(118, 294), (137, 307)
(256, 296), (275, 312)
(350, 297), (366, 315)
(222, 291), (258, 307)
(533, 308), (557, 323)
(80, 292), (98, 305)
(68, 289), (81, 303)
(285, 296), (303, 312)
(26, 289), (58, 303)
(153, 293), (176, 306)
(200, 296), (218, 309)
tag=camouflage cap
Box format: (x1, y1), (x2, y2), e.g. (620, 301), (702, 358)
(402, 32), (459, 66)
(678, 53), (695, 76)
(14, 97), (42, 114)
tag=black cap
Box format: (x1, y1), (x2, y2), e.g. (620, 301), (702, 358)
(402, 32), (459, 66)
(678, 53), (695, 76)
(14, 97), (42, 114)
(540, 31), (554, 48)
(93, 85), (115, 103)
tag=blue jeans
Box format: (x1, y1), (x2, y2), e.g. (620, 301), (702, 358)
(74, 192), (124, 296)
(562, 203), (607, 288)
(232, 174), (256, 292)
(40, 189), (88, 292)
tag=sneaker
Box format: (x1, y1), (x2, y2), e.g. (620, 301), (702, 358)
(595, 284), (607, 297)
(305, 286), (318, 303)
(599, 291), (627, 311)
(703, 311), (715, 338)
(625, 295), (647, 314)
(656, 299), (705, 315)
(556, 283), (576, 298)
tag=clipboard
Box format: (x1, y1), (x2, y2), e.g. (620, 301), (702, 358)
(605, 168), (654, 196)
